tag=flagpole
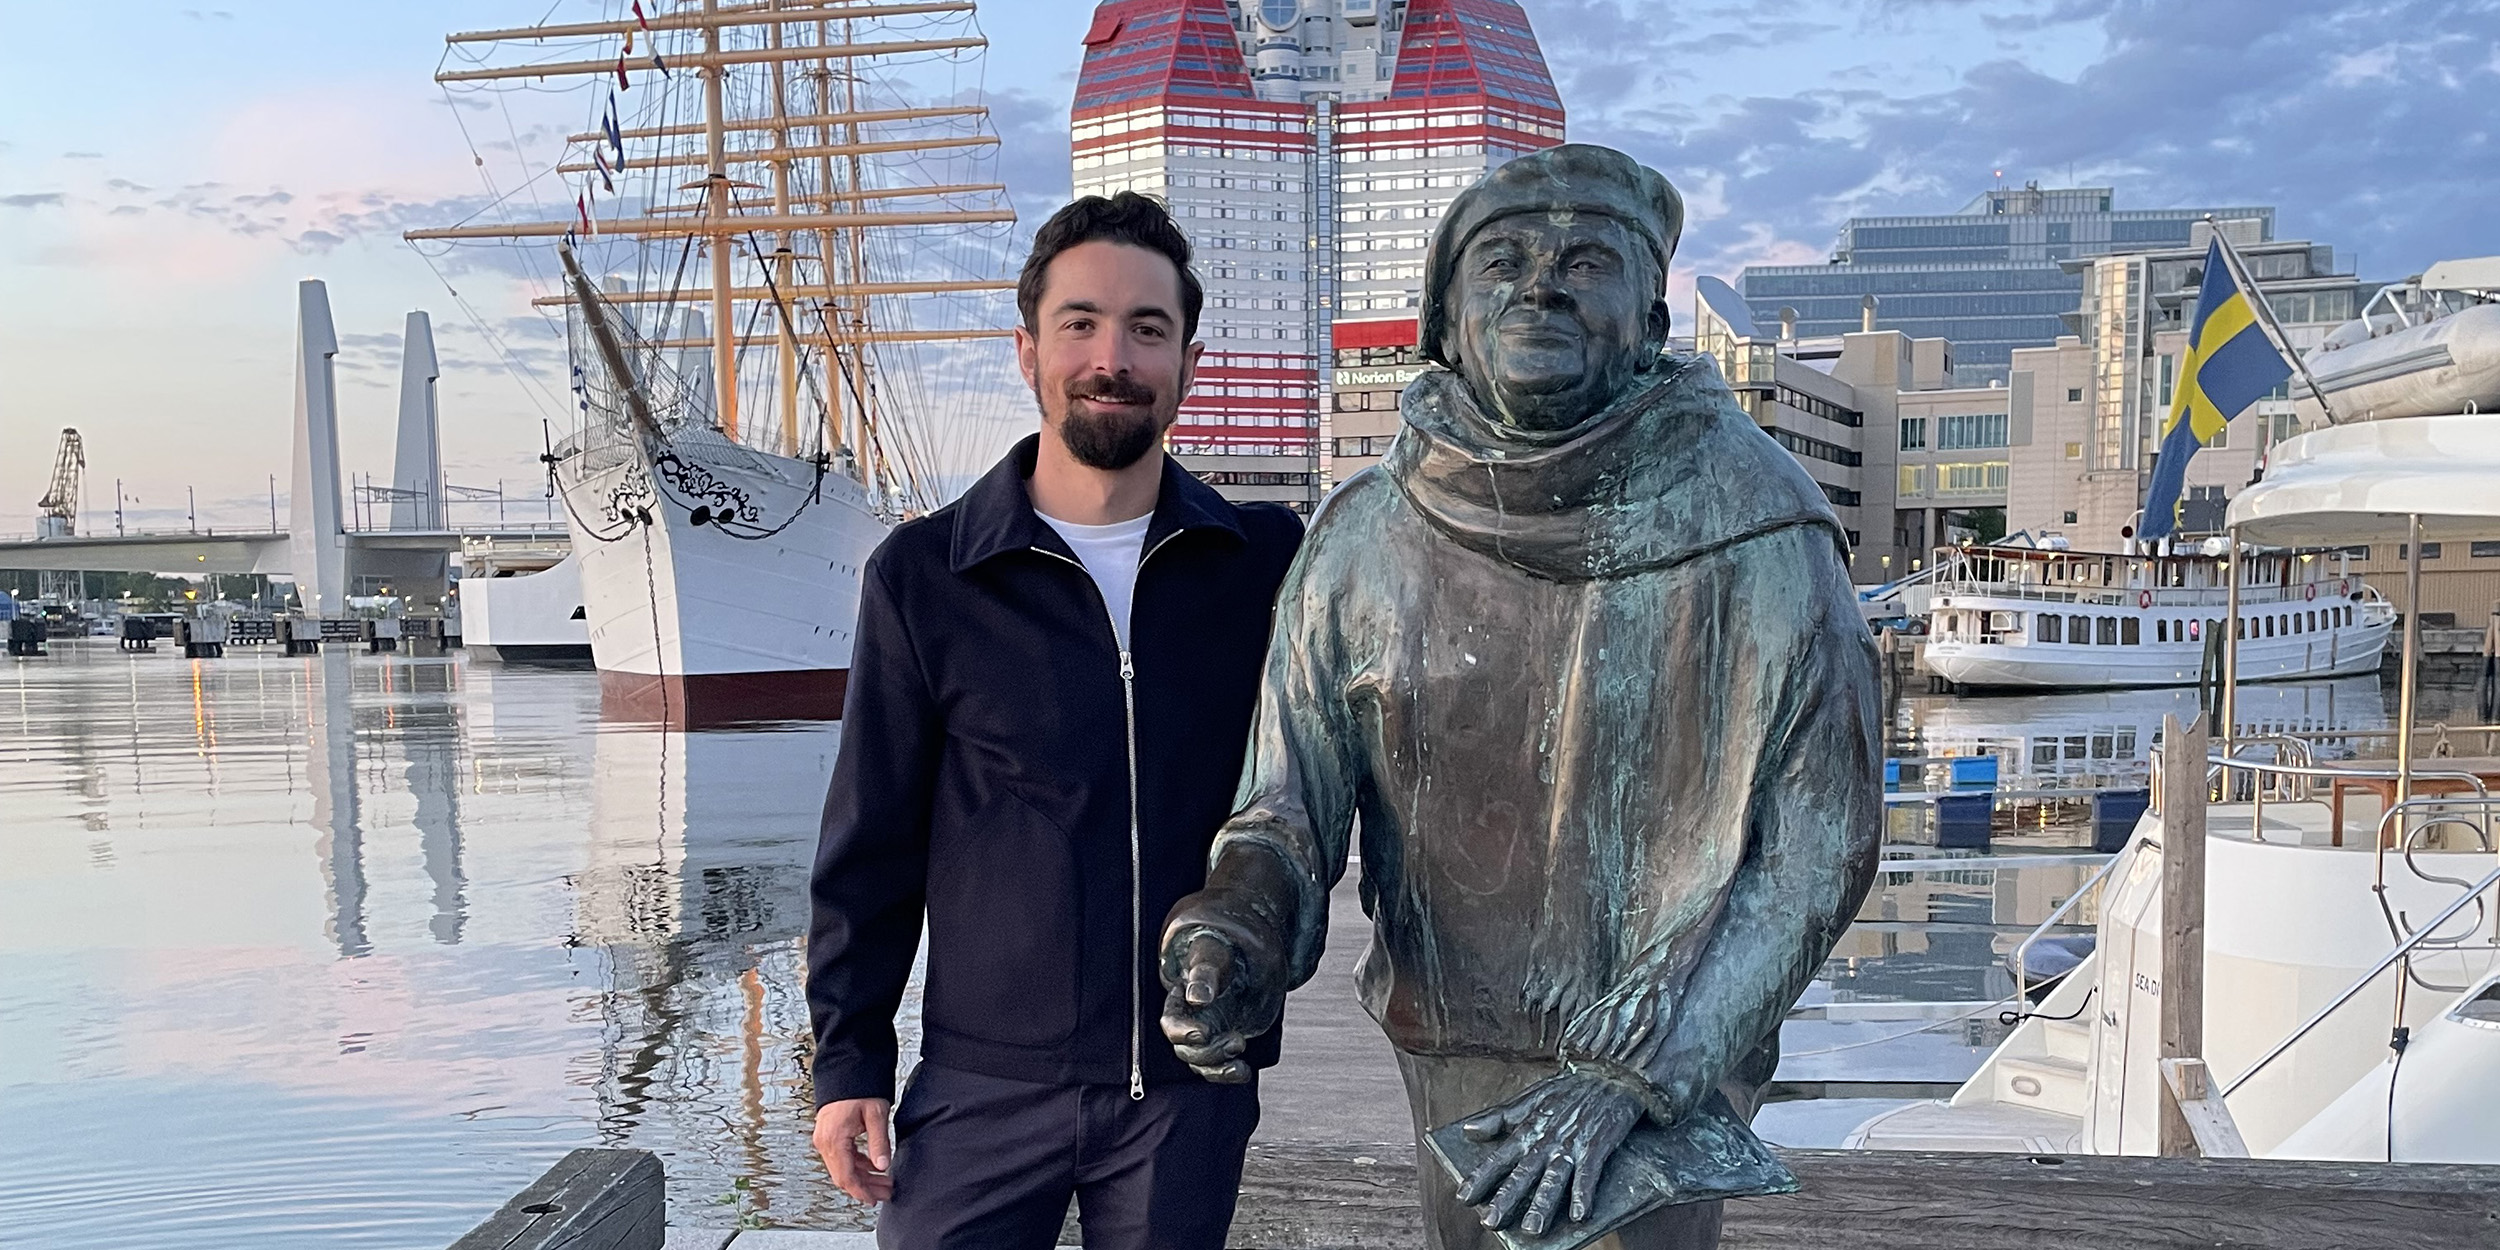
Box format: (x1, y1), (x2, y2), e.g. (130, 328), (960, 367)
(2205, 215), (2345, 426)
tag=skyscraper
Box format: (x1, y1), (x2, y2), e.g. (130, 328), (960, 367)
(1071, 0), (1563, 507)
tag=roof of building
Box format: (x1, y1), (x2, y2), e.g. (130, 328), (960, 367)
(1382, 0), (1560, 112)
(1073, 0), (1254, 115)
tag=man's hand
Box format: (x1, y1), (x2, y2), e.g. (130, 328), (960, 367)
(1454, 1072), (1645, 1236)
(1158, 926), (1280, 1082)
(812, 1098), (894, 1205)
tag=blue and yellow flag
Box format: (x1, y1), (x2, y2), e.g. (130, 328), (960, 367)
(2138, 238), (2292, 541)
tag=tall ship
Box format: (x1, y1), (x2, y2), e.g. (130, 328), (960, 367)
(1921, 542), (2395, 690)
(409, 0), (1020, 723)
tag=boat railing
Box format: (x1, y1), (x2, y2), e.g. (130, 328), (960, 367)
(2173, 752), (2492, 846)
(1932, 580), (2337, 610)
(2221, 849), (2500, 1100)
(2298, 722), (2500, 761)
(2008, 840), (2144, 1001)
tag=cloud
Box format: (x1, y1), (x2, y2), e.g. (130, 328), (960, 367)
(1, 192), (65, 209)
(61, 151), (103, 160)
(1547, 0), (2500, 285)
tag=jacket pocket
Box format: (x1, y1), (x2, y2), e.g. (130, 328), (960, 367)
(921, 785), (1083, 1048)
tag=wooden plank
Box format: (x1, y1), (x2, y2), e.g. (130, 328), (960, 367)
(450, 1148), (665, 1250)
(1223, 1144), (2500, 1249)
(2158, 713), (2208, 1157)
(2160, 1057), (2252, 1158)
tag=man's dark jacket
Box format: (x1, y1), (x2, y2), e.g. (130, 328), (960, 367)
(807, 436), (1304, 1104)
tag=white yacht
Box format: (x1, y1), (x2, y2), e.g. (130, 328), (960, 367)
(1853, 414), (2500, 1163)
(1922, 542), (2394, 690)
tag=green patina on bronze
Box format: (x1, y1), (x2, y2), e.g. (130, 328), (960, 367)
(1160, 145), (1884, 1250)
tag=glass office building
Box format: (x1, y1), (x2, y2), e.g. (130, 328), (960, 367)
(1741, 186), (2275, 387)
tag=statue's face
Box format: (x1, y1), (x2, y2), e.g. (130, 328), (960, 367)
(1449, 213), (1665, 433)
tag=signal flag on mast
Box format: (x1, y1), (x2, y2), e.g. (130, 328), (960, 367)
(2138, 237), (2293, 542)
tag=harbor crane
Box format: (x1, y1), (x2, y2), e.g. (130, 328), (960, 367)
(37, 427), (84, 539)
(34, 427), (88, 608)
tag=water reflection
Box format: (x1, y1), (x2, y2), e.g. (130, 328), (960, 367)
(0, 643), (857, 1247)
(1894, 676), (2390, 785)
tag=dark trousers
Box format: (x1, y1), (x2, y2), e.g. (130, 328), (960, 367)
(875, 1061), (1261, 1250)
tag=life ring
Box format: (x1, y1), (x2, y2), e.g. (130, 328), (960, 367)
(2306, 583), (2316, 602)
(2340, 579), (2351, 596)
(2139, 589), (2153, 609)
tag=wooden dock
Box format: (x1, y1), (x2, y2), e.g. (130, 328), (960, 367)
(456, 1144), (2500, 1249)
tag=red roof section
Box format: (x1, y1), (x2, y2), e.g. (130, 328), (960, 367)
(1385, 0), (1561, 114)
(1332, 317), (1419, 349)
(1072, 0), (1255, 115)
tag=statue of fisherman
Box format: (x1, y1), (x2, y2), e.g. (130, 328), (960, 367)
(1157, 145), (1883, 1249)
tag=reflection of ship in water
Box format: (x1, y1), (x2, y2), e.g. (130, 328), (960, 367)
(1901, 677), (2387, 786)
(571, 722), (853, 1224)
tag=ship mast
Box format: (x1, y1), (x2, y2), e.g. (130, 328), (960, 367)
(702, 0), (739, 441)
(409, 0), (1016, 494)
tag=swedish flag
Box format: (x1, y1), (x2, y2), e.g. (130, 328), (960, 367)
(2138, 238), (2292, 541)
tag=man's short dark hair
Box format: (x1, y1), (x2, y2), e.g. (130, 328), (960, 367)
(1017, 192), (1204, 342)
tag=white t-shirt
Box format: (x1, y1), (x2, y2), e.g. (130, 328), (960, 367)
(1037, 510), (1153, 652)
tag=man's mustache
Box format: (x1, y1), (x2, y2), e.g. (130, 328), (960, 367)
(1067, 376), (1157, 406)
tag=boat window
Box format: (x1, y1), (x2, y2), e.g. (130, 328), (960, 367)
(2097, 617), (2118, 646)
(2235, 617), (2246, 639)
(2070, 614), (2091, 643)
(2190, 619), (2203, 641)
(2122, 618), (2140, 645)
(2454, 980), (2500, 1027)
(2307, 610), (2317, 632)
(2156, 619), (2168, 643)
(2038, 615), (2063, 643)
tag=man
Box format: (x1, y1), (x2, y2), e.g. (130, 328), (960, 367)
(807, 192), (1304, 1248)
(1160, 146), (1883, 1248)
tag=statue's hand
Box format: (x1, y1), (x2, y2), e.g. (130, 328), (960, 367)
(1157, 923), (1283, 1083)
(1454, 1071), (1645, 1236)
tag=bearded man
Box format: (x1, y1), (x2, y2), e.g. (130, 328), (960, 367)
(1160, 146), (1883, 1248)
(806, 192), (1303, 1249)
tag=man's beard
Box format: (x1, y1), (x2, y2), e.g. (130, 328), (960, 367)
(1047, 375), (1171, 470)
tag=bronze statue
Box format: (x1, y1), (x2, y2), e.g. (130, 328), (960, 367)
(1158, 145), (1883, 1249)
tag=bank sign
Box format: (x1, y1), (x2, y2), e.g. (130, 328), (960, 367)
(1332, 365), (1430, 390)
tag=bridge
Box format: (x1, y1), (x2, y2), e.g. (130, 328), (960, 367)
(0, 282), (569, 610)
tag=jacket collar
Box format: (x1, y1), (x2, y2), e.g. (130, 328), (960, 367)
(948, 433), (1245, 573)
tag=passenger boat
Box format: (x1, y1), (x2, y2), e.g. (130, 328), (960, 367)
(1854, 414), (2500, 1162)
(1921, 542), (2394, 690)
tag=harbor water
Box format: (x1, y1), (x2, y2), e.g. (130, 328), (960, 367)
(0, 642), (2471, 1247)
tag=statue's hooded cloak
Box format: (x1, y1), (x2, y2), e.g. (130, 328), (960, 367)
(1203, 349), (1883, 1113)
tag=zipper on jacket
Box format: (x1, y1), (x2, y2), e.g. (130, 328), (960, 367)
(1118, 646), (1144, 1101)
(1033, 530), (1184, 1102)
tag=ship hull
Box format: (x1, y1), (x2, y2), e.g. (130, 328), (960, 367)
(461, 551), (593, 668)
(555, 426), (886, 724)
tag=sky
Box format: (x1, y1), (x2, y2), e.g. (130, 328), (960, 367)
(2, 0), (2494, 533)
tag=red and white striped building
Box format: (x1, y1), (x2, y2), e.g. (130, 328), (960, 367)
(1071, 0), (1563, 507)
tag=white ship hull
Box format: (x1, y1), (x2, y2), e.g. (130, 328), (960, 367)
(1925, 624), (2390, 689)
(555, 424), (887, 723)
(461, 552), (592, 666)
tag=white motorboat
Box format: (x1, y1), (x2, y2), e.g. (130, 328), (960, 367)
(458, 535), (590, 667)
(1853, 413), (2500, 1163)
(2304, 256), (2500, 422)
(1921, 542), (2394, 690)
